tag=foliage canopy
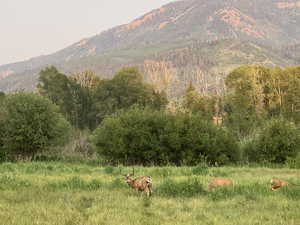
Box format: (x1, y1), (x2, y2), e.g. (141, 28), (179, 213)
(0, 92), (71, 160)
(92, 107), (239, 166)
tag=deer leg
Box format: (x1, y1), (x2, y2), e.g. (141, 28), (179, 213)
(145, 187), (152, 197)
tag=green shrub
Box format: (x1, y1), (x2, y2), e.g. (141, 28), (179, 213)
(0, 92), (71, 160)
(245, 118), (300, 164)
(92, 107), (240, 166)
(163, 114), (240, 166)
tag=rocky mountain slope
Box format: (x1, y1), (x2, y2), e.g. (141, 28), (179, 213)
(1, 0), (300, 95)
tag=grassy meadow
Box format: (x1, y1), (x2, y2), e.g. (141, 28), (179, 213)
(0, 162), (299, 225)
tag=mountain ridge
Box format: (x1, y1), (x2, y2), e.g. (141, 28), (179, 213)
(1, 0), (300, 94)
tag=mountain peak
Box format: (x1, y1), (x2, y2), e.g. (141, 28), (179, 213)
(126, 7), (167, 30)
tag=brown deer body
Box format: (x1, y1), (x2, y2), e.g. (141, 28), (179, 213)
(124, 169), (152, 196)
(270, 178), (292, 191)
(208, 177), (233, 191)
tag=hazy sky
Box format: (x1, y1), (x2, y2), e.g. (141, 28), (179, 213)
(0, 0), (173, 66)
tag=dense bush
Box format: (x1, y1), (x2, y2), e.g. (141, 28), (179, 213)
(245, 118), (300, 164)
(0, 92), (71, 160)
(92, 107), (240, 166)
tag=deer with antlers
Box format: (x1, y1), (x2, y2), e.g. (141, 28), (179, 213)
(123, 168), (152, 197)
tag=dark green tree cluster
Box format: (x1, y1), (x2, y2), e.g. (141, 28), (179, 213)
(0, 92), (70, 160)
(38, 66), (168, 130)
(92, 107), (239, 166)
(244, 118), (300, 164)
(37, 67), (99, 129)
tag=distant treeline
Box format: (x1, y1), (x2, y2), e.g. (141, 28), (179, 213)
(1, 65), (300, 167)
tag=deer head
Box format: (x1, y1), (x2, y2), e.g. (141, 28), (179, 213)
(123, 168), (135, 185)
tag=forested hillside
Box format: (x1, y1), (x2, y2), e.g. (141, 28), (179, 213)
(1, 0), (300, 94)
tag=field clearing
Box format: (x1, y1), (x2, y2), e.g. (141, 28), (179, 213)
(0, 162), (299, 225)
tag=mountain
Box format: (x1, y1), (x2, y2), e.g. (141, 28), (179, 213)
(1, 0), (300, 96)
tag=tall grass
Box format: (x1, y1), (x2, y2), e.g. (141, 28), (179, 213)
(0, 162), (299, 225)
(47, 176), (103, 191)
(0, 174), (32, 190)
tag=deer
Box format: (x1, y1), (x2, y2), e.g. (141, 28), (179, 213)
(208, 177), (233, 191)
(270, 178), (294, 191)
(123, 168), (152, 197)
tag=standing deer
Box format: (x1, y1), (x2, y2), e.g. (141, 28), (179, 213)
(270, 178), (293, 191)
(208, 177), (233, 191)
(123, 168), (152, 197)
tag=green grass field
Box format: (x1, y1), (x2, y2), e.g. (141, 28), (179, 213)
(0, 162), (299, 225)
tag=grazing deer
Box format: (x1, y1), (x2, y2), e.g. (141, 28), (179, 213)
(270, 178), (293, 191)
(208, 177), (233, 191)
(123, 168), (152, 197)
